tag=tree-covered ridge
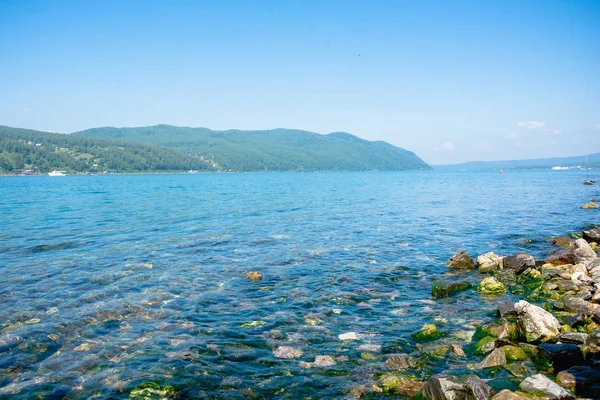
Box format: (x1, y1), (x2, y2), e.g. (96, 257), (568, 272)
(76, 125), (431, 172)
(0, 126), (214, 174)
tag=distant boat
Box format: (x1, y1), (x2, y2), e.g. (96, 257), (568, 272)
(48, 170), (67, 176)
(188, 170), (199, 174)
(499, 169), (503, 174)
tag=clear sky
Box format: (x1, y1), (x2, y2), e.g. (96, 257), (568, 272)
(1, 0), (598, 164)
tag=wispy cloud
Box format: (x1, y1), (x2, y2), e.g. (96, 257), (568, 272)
(505, 132), (518, 141)
(517, 120), (545, 129)
(433, 141), (455, 152)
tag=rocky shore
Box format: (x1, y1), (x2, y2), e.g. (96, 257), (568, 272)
(415, 224), (600, 399)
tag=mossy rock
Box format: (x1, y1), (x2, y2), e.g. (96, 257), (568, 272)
(412, 324), (444, 342)
(477, 277), (506, 295)
(378, 373), (424, 397)
(472, 336), (496, 355)
(431, 280), (472, 298)
(503, 345), (527, 361)
(504, 363), (529, 378)
(360, 352), (381, 361)
(475, 319), (518, 341)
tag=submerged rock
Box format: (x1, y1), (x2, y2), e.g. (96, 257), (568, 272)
(384, 354), (410, 370)
(477, 277), (506, 295)
(273, 346), (303, 359)
(519, 373), (574, 399)
(477, 252), (503, 273)
(446, 250), (476, 270)
(245, 271), (263, 281)
(413, 324), (444, 342)
(514, 300), (560, 342)
(379, 374), (424, 397)
(432, 280), (473, 298)
(312, 355), (336, 367)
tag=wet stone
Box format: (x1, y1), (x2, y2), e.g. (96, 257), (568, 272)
(497, 302), (516, 318)
(555, 332), (588, 345)
(384, 354), (410, 369)
(537, 343), (584, 372)
(476, 347), (506, 369)
(519, 373), (575, 399)
(313, 355), (336, 367)
(338, 332), (363, 341)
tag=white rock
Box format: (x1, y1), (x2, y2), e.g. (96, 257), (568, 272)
(514, 300), (560, 342)
(519, 373), (574, 399)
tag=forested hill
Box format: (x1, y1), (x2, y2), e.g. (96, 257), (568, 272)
(75, 125), (431, 172)
(0, 126), (213, 174)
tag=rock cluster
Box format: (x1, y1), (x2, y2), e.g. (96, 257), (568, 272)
(419, 227), (600, 399)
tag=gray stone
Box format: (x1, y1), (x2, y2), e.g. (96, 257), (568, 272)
(503, 254), (535, 274)
(546, 239), (597, 266)
(514, 300), (560, 342)
(497, 302), (516, 318)
(447, 250), (476, 270)
(563, 297), (591, 315)
(476, 347), (506, 369)
(464, 375), (494, 400)
(555, 332), (589, 345)
(420, 375), (472, 400)
(519, 373), (575, 399)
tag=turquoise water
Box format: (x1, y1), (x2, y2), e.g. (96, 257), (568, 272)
(0, 170), (598, 398)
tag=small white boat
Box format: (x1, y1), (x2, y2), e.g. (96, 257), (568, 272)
(188, 170), (199, 174)
(48, 170), (67, 176)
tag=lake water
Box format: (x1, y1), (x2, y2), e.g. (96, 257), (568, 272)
(0, 170), (598, 398)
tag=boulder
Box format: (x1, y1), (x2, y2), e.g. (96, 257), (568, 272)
(447, 250), (476, 270)
(476, 347), (507, 369)
(563, 297), (591, 315)
(432, 280), (473, 298)
(581, 202), (599, 209)
(537, 343), (584, 372)
(477, 252), (503, 273)
(514, 300), (560, 342)
(464, 375), (494, 400)
(419, 375), (471, 400)
(545, 239), (597, 266)
(473, 336), (496, 355)
(550, 236), (574, 249)
(503, 254), (535, 274)
(556, 365), (600, 397)
(379, 374), (424, 397)
(519, 373), (575, 399)
(477, 277), (506, 295)
(584, 227), (600, 244)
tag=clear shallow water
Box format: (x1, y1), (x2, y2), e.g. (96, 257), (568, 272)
(0, 170), (598, 398)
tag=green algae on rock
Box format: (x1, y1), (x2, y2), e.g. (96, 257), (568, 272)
(477, 277), (507, 295)
(412, 324), (444, 342)
(432, 280), (473, 298)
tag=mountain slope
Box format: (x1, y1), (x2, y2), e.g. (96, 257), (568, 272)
(0, 126), (213, 174)
(434, 153), (600, 171)
(75, 125), (430, 172)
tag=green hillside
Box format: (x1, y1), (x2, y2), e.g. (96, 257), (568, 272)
(434, 153), (600, 171)
(0, 126), (213, 174)
(76, 125), (430, 172)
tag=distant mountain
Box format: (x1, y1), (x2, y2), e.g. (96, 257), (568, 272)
(75, 125), (430, 172)
(434, 153), (600, 171)
(0, 126), (213, 174)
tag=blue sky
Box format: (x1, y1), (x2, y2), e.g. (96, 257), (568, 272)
(1, 0), (598, 164)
